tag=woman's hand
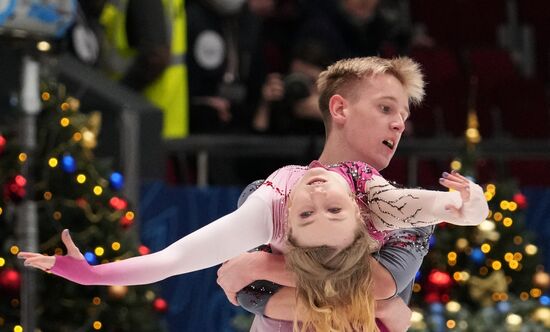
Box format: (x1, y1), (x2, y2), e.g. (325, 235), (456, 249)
(18, 229), (84, 272)
(439, 170), (489, 224)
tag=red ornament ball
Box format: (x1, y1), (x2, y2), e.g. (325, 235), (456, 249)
(0, 135), (6, 154)
(0, 268), (21, 292)
(138, 245), (150, 255)
(428, 269), (453, 288)
(513, 192), (528, 209)
(153, 298), (168, 313)
(120, 215), (134, 228)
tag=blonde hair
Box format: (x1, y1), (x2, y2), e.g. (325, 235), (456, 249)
(285, 212), (380, 332)
(317, 56), (425, 131)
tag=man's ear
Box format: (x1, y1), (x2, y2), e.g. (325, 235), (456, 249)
(329, 94), (347, 124)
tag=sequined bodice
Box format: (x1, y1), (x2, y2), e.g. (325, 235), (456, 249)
(257, 160), (388, 254)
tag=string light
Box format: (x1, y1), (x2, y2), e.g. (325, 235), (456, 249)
(111, 242), (121, 251)
(36, 41), (51, 52)
(92, 321), (102, 330)
(530, 288), (542, 298)
(504, 253), (513, 262)
(500, 200), (509, 210)
(446, 301), (461, 312)
(43, 191), (52, 200)
(492, 261), (502, 270)
(0, 257), (5, 267)
(93, 186), (103, 196)
(481, 244), (491, 253)
(92, 297), (101, 305)
(76, 174), (87, 184)
(493, 212), (503, 221)
(450, 160), (462, 171)
(48, 157), (58, 168)
(503, 218), (513, 227)
(18, 153), (27, 163)
(525, 244), (538, 255)
(94, 247), (105, 257)
(60, 117), (70, 127)
(13, 325), (23, 332)
(446, 320), (456, 329)
(10, 246), (19, 255)
(41, 92), (51, 101)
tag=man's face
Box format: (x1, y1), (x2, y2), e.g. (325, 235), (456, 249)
(342, 74), (409, 170)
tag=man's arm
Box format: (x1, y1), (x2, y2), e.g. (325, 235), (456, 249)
(373, 226), (435, 301)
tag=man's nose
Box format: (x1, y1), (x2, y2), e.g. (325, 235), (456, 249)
(391, 117), (405, 133)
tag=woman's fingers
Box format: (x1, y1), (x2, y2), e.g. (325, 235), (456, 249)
(17, 252), (43, 260)
(61, 229), (85, 260)
(440, 171), (471, 201)
(24, 255), (55, 271)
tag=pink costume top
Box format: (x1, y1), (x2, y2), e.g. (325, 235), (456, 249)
(51, 161), (488, 305)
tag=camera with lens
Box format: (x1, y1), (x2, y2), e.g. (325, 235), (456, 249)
(282, 72), (314, 105)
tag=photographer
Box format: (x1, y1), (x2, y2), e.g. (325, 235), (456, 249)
(251, 39), (335, 136)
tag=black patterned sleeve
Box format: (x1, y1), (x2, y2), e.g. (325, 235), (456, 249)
(234, 180), (283, 315)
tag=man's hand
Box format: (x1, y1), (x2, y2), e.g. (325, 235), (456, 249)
(217, 251), (267, 305)
(375, 297), (412, 332)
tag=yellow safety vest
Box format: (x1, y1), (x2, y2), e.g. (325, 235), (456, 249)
(100, 0), (188, 138)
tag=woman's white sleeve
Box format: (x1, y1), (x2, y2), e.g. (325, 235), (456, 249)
(365, 175), (488, 231)
(50, 195), (273, 285)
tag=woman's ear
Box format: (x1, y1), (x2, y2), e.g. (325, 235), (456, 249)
(328, 94), (347, 125)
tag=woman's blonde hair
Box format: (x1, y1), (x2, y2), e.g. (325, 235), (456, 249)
(285, 210), (380, 332)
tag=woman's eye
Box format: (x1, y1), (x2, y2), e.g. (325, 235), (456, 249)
(300, 211), (313, 218)
(380, 105), (391, 113)
(328, 208), (341, 214)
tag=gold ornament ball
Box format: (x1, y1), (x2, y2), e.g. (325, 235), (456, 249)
(533, 271), (550, 289)
(108, 285), (128, 300)
(532, 307), (550, 328)
(81, 130), (97, 149)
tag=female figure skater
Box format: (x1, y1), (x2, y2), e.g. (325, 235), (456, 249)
(19, 158), (488, 332)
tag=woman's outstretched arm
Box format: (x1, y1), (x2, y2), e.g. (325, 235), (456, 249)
(365, 171), (489, 230)
(18, 196), (273, 286)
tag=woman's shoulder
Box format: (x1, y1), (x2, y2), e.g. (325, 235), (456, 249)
(327, 161), (380, 176)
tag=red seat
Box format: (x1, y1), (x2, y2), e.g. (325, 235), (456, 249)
(517, 0), (550, 82)
(409, 0), (506, 49)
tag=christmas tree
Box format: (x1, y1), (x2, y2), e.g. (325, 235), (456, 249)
(0, 77), (167, 331)
(409, 109), (550, 331)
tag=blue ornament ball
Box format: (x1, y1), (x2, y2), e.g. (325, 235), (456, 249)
(109, 172), (124, 190)
(429, 302), (445, 314)
(428, 235), (436, 248)
(62, 155), (77, 173)
(84, 251), (98, 265)
(470, 248), (485, 264)
(497, 301), (510, 313)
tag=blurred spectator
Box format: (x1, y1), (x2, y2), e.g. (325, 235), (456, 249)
(70, 0), (188, 138)
(297, 0), (411, 59)
(251, 39), (335, 135)
(186, 0), (268, 133)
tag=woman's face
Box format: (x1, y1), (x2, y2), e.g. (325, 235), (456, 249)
(288, 167), (360, 249)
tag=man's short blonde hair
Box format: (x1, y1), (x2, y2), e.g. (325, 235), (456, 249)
(317, 56), (425, 123)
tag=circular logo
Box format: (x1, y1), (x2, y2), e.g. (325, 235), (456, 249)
(193, 30), (225, 70)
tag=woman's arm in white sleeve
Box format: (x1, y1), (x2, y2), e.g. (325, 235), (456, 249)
(46, 196), (274, 286)
(365, 173), (488, 231)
